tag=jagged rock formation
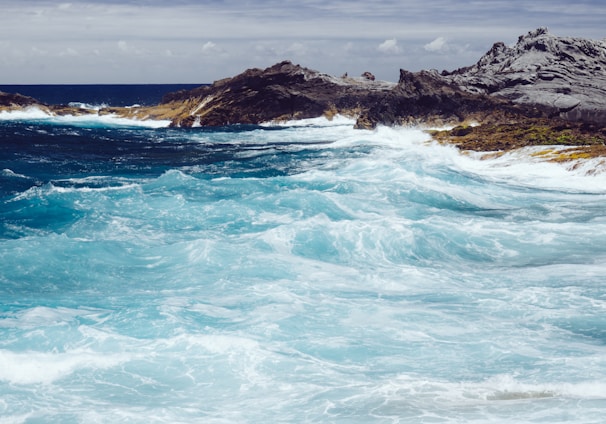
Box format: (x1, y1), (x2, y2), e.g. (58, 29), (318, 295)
(444, 27), (606, 124)
(354, 69), (539, 129)
(152, 61), (396, 127)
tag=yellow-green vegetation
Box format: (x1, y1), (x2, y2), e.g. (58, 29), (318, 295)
(543, 146), (606, 162)
(429, 117), (606, 158)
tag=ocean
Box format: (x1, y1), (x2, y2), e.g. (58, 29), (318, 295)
(1, 85), (605, 423)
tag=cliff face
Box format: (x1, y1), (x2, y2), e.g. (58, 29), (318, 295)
(444, 28), (606, 124)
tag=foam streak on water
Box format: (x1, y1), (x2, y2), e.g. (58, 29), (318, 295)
(1, 117), (605, 423)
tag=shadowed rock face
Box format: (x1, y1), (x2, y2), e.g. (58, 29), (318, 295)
(444, 27), (606, 124)
(354, 69), (539, 129)
(157, 61), (396, 127)
(0, 91), (41, 108)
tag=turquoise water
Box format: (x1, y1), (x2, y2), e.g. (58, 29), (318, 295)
(1, 102), (606, 422)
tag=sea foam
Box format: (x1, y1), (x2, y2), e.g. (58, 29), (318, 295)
(0, 106), (170, 128)
(1, 113), (605, 422)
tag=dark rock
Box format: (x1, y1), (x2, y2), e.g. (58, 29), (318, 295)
(0, 91), (100, 117)
(361, 71), (376, 81)
(4, 27), (604, 150)
(0, 91), (42, 108)
(354, 69), (533, 129)
(157, 60), (396, 127)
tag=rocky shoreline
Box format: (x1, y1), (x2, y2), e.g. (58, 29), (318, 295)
(2, 28), (605, 159)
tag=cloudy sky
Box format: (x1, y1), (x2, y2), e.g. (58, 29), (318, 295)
(1, 0), (605, 83)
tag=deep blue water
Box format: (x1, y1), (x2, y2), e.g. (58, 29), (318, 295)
(1, 86), (606, 423)
(0, 84), (202, 107)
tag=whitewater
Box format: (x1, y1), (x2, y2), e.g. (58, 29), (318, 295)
(1, 103), (605, 423)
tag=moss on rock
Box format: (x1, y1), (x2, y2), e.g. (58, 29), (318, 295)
(430, 117), (606, 157)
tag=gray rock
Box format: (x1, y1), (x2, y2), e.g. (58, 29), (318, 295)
(444, 27), (606, 124)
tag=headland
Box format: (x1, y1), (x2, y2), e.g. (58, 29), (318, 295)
(2, 28), (605, 159)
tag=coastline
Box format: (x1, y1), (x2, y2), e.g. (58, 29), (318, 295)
(2, 28), (605, 162)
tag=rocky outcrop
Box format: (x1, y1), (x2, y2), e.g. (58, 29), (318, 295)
(152, 61), (396, 127)
(144, 61), (535, 130)
(444, 27), (606, 124)
(147, 28), (606, 130)
(430, 117), (606, 152)
(0, 91), (95, 116)
(0, 91), (41, 109)
(354, 69), (540, 129)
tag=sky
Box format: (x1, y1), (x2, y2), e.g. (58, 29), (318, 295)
(1, 0), (605, 84)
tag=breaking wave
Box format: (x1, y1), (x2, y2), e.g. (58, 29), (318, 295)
(1, 110), (605, 422)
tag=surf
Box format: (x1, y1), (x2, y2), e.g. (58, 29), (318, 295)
(1, 88), (605, 423)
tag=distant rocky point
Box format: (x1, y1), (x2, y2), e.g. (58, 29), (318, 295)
(0, 91), (40, 108)
(0, 90), (96, 117)
(2, 28), (605, 156)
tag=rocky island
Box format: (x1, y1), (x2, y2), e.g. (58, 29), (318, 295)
(2, 28), (605, 158)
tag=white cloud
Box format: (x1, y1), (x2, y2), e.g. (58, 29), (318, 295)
(1, 0), (604, 83)
(378, 38), (400, 54)
(424, 36), (448, 52)
(201, 41), (223, 55)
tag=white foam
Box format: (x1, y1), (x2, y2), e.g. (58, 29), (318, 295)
(68, 101), (109, 111)
(0, 106), (170, 128)
(368, 373), (606, 419)
(0, 306), (109, 329)
(57, 112), (171, 128)
(8, 179), (142, 203)
(450, 145), (606, 192)
(261, 114), (357, 128)
(0, 349), (129, 385)
(0, 106), (52, 121)
(1, 168), (30, 179)
(336, 125), (606, 193)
